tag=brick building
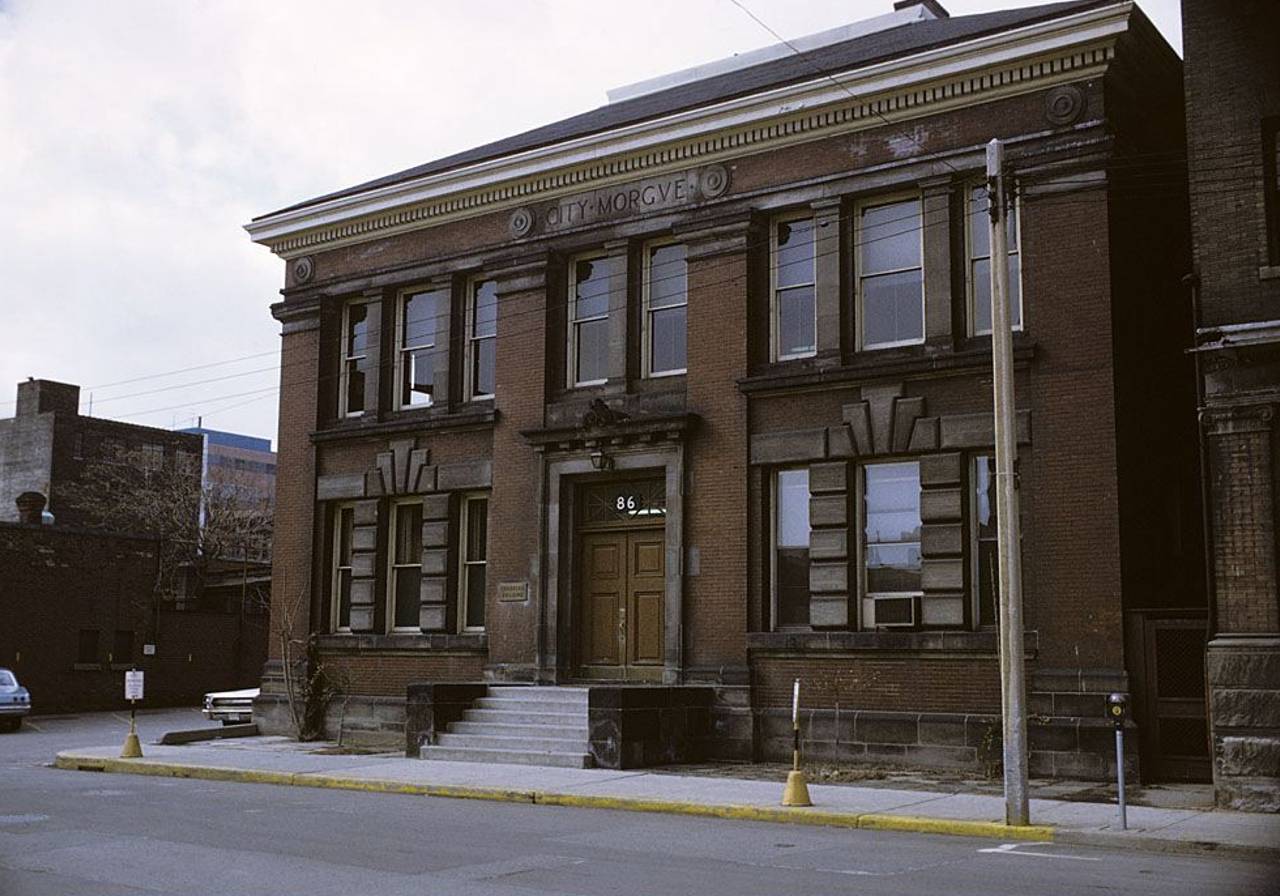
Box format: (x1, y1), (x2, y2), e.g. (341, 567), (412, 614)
(1183, 0), (1280, 810)
(246, 0), (1204, 778)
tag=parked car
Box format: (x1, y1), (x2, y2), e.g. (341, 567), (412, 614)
(0, 668), (31, 731)
(202, 687), (259, 725)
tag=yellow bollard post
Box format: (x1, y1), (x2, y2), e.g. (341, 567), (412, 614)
(782, 678), (811, 807)
(120, 705), (143, 758)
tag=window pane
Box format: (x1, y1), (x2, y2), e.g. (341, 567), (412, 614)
(972, 255), (1021, 334)
(776, 469), (809, 548)
(862, 270), (923, 347)
(776, 218), (815, 288)
(574, 256), (616, 320)
(861, 200), (920, 273)
(465, 565), (486, 629)
(1008, 253), (1022, 329)
(865, 462), (921, 595)
(337, 508), (354, 564)
(338, 569), (352, 629)
(975, 456), (998, 627)
(776, 547), (810, 627)
(466, 499), (488, 563)
(777, 284), (816, 356)
(650, 305), (687, 374)
(402, 348), (435, 406)
(472, 280), (498, 339)
(394, 569), (420, 629)
(402, 289), (442, 349)
(346, 303), (370, 356)
(575, 317), (609, 383)
(971, 186), (1018, 257)
(394, 503), (422, 565)
(345, 358), (367, 413)
(472, 337), (495, 397)
(649, 244), (687, 309)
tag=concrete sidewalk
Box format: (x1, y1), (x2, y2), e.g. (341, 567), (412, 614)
(54, 737), (1280, 860)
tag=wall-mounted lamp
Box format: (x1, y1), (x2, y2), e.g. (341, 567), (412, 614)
(589, 450), (613, 471)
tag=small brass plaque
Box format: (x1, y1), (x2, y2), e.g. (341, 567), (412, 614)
(498, 581), (529, 603)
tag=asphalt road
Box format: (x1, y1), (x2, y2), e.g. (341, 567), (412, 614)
(1, 710), (1276, 896)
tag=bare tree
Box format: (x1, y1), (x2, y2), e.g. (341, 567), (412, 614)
(66, 443), (273, 600)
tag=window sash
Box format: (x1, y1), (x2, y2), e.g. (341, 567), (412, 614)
(388, 501), (423, 632)
(772, 468), (810, 630)
(771, 216), (817, 361)
(467, 278), (498, 399)
(331, 505), (355, 633)
(396, 288), (446, 409)
(568, 254), (614, 386)
(862, 461), (922, 600)
(971, 455), (999, 629)
(643, 242), (688, 377)
(340, 301), (373, 417)
(856, 197), (924, 350)
(967, 185), (1023, 336)
(459, 496), (488, 632)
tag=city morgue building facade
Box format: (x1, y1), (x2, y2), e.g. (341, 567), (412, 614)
(247, 0), (1204, 781)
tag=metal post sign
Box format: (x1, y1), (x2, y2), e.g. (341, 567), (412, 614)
(124, 670), (144, 702)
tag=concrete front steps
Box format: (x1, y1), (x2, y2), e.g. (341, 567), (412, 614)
(418, 686), (592, 768)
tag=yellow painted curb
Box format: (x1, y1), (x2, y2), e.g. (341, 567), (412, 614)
(54, 753), (1054, 843)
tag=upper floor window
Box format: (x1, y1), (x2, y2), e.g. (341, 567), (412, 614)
(772, 467), (810, 629)
(459, 494), (488, 632)
(340, 301), (373, 417)
(857, 197), (923, 350)
(397, 287), (446, 409)
(330, 504), (354, 633)
(466, 278), (498, 400)
(388, 499), (423, 633)
(772, 216), (817, 360)
(968, 185), (1022, 335)
(643, 242), (688, 377)
(569, 254), (618, 387)
(862, 461), (922, 628)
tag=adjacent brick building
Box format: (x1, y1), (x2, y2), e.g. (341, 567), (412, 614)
(1183, 0), (1280, 810)
(247, 0), (1204, 778)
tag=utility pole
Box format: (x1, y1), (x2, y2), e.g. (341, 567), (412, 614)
(987, 138), (1030, 827)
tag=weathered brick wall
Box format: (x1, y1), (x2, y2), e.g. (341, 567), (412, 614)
(752, 655), (1001, 714)
(318, 651), (486, 697)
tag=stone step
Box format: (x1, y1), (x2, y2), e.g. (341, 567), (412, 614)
(436, 732), (588, 752)
(475, 696), (585, 712)
(487, 687), (589, 703)
(450, 720), (590, 738)
(463, 708), (585, 726)
(418, 745), (593, 768)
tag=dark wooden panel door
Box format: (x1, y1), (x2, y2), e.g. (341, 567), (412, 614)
(580, 533), (623, 667)
(578, 529), (666, 677)
(627, 532), (665, 667)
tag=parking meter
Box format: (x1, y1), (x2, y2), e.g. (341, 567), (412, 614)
(1108, 693), (1128, 828)
(1107, 693), (1128, 729)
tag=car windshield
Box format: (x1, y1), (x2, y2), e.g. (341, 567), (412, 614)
(0, 671), (16, 687)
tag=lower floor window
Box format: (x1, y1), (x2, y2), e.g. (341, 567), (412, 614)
(973, 455), (999, 628)
(459, 495), (488, 631)
(863, 461), (922, 628)
(331, 505), (354, 632)
(773, 468), (810, 628)
(389, 500), (423, 631)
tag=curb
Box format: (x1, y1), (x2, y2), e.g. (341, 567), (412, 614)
(55, 753), (1276, 859)
(54, 753), (1053, 843)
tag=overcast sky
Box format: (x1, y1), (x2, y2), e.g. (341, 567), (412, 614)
(0, 0), (1181, 445)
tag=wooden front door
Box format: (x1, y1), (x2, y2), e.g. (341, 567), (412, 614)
(578, 530), (665, 679)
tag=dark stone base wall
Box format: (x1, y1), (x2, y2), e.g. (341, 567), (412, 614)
(405, 682), (488, 757)
(1208, 637), (1280, 812)
(588, 686), (714, 769)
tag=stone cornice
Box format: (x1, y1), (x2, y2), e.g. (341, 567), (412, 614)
(246, 3), (1129, 259)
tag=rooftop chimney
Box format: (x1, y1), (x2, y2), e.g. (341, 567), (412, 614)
(15, 492), (47, 526)
(15, 379), (81, 418)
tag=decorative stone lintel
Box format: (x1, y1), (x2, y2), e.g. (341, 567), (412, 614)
(1202, 403), (1275, 437)
(522, 412), (698, 453)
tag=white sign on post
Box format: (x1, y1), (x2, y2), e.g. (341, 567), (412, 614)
(124, 670), (144, 702)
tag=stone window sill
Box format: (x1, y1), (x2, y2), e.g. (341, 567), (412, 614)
(747, 629), (1038, 655)
(316, 632), (487, 652)
(312, 406), (496, 443)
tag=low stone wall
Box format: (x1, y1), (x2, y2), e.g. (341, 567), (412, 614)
(588, 686), (714, 769)
(404, 682), (488, 757)
(1208, 637), (1280, 812)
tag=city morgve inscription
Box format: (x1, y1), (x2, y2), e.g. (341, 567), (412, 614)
(509, 164), (730, 238)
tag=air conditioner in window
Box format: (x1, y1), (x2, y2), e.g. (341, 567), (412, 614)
(871, 595), (919, 629)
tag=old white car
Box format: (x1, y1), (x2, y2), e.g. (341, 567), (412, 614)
(0, 668), (31, 731)
(202, 687), (259, 725)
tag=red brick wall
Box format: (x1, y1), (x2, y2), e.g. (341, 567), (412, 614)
(753, 656), (1001, 714)
(319, 651), (485, 697)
